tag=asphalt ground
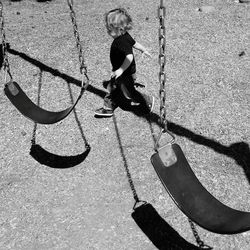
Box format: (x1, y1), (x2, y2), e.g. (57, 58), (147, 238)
(0, 0), (250, 249)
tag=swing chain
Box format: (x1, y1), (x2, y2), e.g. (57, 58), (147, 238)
(67, 0), (89, 88)
(158, 0), (167, 130)
(157, 2), (211, 249)
(188, 219), (213, 249)
(113, 115), (141, 206)
(31, 70), (43, 146)
(0, 1), (12, 81)
(155, 0), (175, 149)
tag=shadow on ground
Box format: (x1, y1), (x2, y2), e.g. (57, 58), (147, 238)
(7, 47), (250, 179)
(132, 203), (209, 250)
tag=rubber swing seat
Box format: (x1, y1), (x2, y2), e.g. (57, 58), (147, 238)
(151, 143), (250, 234)
(4, 81), (82, 124)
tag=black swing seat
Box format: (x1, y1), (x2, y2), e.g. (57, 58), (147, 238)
(4, 81), (82, 124)
(151, 143), (250, 234)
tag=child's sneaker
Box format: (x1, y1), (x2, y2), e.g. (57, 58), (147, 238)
(94, 107), (114, 117)
(102, 80), (111, 89)
(147, 96), (155, 113)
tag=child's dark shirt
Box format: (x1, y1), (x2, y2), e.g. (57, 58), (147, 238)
(110, 32), (136, 76)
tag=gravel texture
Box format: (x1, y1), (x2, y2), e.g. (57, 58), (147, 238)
(0, 0), (250, 249)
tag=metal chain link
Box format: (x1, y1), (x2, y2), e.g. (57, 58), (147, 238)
(155, 0), (175, 149)
(113, 114), (140, 204)
(188, 219), (213, 249)
(158, 1), (211, 249)
(0, 0), (12, 81)
(31, 70), (43, 146)
(67, 0), (89, 92)
(158, 0), (167, 130)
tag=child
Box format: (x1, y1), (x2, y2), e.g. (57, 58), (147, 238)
(95, 7), (154, 117)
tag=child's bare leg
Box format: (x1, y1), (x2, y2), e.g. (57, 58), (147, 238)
(107, 82), (112, 93)
(130, 73), (140, 106)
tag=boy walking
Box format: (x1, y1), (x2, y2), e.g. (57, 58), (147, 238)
(95, 8), (154, 117)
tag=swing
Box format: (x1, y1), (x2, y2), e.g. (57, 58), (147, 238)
(1, 0), (89, 124)
(112, 114), (207, 249)
(151, 0), (250, 235)
(151, 142), (250, 234)
(29, 70), (90, 168)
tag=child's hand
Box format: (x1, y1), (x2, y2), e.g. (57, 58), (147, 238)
(111, 68), (123, 79)
(142, 50), (152, 59)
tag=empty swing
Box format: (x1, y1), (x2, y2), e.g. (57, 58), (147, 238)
(1, 0), (89, 124)
(29, 69), (90, 168)
(151, 0), (250, 235)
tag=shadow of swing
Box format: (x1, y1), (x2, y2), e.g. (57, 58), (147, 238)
(132, 203), (202, 250)
(29, 70), (90, 168)
(30, 144), (90, 169)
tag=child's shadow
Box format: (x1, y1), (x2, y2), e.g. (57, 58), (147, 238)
(0, 44), (4, 70)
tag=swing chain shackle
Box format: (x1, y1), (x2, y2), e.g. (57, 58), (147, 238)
(67, 0), (89, 90)
(0, 0), (12, 82)
(154, 128), (175, 151)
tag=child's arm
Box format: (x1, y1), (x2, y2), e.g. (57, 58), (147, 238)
(112, 54), (133, 79)
(133, 42), (152, 58)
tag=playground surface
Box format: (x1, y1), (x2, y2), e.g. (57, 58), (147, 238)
(0, 0), (250, 249)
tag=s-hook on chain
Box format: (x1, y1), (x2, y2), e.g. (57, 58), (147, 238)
(67, 0), (89, 92)
(0, 1), (12, 82)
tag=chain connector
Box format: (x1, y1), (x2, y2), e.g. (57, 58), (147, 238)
(154, 128), (175, 152)
(133, 200), (147, 210)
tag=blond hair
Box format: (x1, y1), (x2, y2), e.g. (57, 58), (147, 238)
(105, 8), (133, 37)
